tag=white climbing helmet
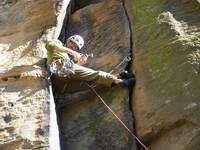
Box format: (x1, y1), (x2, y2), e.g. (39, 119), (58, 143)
(67, 35), (84, 50)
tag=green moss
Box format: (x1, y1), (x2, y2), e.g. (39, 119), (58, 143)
(126, 1), (200, 147)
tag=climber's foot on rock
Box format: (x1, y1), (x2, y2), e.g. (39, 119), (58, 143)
(120, 77), (135, 87)
(113, 77), (136, 88)
(118, 71), (135, 79)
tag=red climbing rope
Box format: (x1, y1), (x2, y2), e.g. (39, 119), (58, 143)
(85, 82), (149, 150)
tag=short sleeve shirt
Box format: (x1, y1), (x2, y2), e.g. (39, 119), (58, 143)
(45, 39), (70, 64)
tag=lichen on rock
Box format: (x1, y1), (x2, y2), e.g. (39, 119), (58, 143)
(125, 0), (200, 149)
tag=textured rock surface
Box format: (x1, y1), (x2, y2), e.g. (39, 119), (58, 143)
(125, 0), (200, 149)
(56, 0), (137, 149)
(0, 0), (56, 149)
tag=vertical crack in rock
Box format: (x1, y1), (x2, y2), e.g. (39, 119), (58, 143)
(122, 0), (138, 149)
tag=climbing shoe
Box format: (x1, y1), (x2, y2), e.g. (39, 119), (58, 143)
(118, 71), (135, 79)
(121, 77), (136, 87)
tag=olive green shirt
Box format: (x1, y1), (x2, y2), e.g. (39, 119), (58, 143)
(45, 39), (70, 64)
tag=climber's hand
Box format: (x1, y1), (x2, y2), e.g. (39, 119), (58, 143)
(77, 53), (88, 65)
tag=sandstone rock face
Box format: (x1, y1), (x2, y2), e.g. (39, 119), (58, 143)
(0, 0), (56, 149)
(56, 0), (137, 149)
(125, 0), (200, 149)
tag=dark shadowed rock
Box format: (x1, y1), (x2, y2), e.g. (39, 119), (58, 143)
(56, 0), (137, 149)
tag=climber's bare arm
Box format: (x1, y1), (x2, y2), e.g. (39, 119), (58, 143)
(53, 45), (80, 57)
(53, 45), (88, 65)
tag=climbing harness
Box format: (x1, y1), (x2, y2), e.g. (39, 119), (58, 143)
(85, 82), (149, 150)
(49, 58), (74, 77)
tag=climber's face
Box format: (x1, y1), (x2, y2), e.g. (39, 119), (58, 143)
(66, 40), (79, 51)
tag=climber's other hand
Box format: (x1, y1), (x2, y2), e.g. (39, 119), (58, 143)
(78, 53), (88, 65)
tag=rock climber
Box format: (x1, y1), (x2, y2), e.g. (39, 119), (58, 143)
(45, 35), (135, 88)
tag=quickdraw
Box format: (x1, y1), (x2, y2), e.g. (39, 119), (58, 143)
(49, 58), (74, 77)
(110, 55), (131, 74)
